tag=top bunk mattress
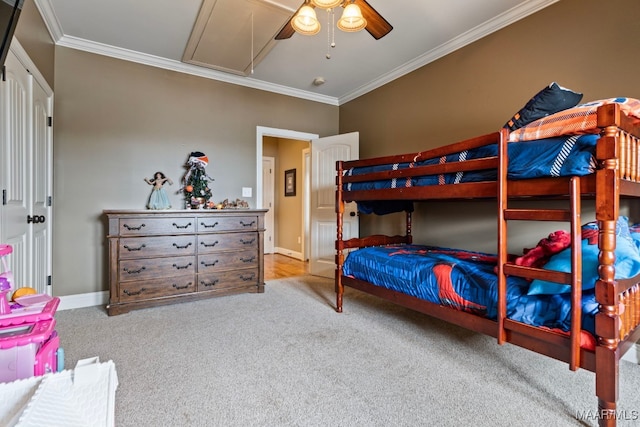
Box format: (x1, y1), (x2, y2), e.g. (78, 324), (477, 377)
(343, 134), (598, 192)
(341, 96), (640, 194)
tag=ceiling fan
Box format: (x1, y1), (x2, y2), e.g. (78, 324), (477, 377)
(275, 0), (393, 41)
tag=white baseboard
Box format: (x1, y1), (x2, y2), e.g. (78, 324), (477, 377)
(57, 291), (108, 311)
(273, 247), (303, 261)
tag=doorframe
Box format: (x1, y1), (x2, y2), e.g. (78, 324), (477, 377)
(261, 156), (275, 254)
(255, 126), (318, 210)
(256, 127), (317, 261)
(302, 147), (310, 261)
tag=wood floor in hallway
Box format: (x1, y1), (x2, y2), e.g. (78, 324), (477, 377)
(264, 254), (309, 280)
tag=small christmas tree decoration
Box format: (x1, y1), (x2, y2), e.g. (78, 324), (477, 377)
(181, 151), (214, 208)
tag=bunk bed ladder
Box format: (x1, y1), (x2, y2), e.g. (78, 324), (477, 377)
(497, 130), (583, 370)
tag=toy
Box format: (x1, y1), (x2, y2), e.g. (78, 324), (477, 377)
(0, 244), (63, 381)
(11, 286), (36, 302)
(515, 230), (571, 268)
(0, 277), (10, 315)
(144, 171), (173, 210)
(180, 151), (214, 208)
(0, 245), (12, 314)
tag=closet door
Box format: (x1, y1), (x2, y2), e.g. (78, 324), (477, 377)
(1, 51), (31, 290)
(0, 50), (52, 294)
(31, 75), (53, 293)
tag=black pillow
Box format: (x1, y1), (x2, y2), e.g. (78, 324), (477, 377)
(504, 82), (583, 131)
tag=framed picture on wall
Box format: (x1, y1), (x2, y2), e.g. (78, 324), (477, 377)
(285, 169), (296, 197)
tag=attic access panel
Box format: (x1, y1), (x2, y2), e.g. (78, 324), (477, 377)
(183, 0), (294, 76)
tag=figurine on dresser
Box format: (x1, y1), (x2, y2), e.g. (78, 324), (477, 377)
(144, 171), (173, 209)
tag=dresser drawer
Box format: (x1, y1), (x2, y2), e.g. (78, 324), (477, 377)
(197, 268), (259, 291)
(119, 217), (195, 235)
(119, 235), (196, 259)
(197, 232), (258, 253)
(198, 250), (258, 273)
(119, 255), (195, 282)
(119, 275), (196, 302)
(197, 216), (259, 232)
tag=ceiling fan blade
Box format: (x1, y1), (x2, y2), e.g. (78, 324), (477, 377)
(275, 18), (295, 40)
(275, 2), (312, 40)
(355, 0), (393, 40)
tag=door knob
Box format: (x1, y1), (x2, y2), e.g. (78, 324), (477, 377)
(27, 215), (46, 224)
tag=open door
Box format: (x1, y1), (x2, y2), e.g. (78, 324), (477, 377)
(310, 132), (359, 278)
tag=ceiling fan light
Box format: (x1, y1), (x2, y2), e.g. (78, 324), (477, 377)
(292, 5), (321, 35)
(337, 3), (366, 32)
(311, 0), (342, 9)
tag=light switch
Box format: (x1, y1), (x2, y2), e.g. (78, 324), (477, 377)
(242, 187), (252, 197)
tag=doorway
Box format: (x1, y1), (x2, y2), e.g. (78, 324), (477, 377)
(256, 127), (317, 262)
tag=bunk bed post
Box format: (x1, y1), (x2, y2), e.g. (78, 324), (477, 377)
(336, 160), (345, 313)
(497, 128), (508, 344)
(568, 176), (582, 371)
(594, 121), (621, 426)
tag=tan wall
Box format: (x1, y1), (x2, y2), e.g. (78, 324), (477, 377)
(262, 136), (309, 255)
(275, 138), (309, 255)
(17, 0), (640, 296)
(15, 0), (54, 88)
(53, 47), (338, 296)
(339, 0), (640, 253)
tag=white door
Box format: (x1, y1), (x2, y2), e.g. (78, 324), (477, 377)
(310, 132), (359, 278)
(262, 157), (275, 254)
(0, 50), (52, 294)
(30, 75), (53, 294)
(1, 51), (31, 291)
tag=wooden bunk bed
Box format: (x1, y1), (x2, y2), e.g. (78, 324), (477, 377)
(335, 100), (640, 426)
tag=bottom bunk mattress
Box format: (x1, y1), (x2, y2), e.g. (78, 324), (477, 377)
(341, 245), (598, 336)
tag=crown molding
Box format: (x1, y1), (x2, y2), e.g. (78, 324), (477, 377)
(338, 0), (559, 104)
(34, 0), (557, 107)
(57, 35), (340, 105)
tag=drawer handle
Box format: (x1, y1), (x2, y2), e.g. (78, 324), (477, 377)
(240, 256), (256, 263)
(201, 240), (219, 248)
(240, 238), (256, 245)
(201, 279), (220, 287)
(123, 223), (145, 231)
(201, 221), (219, 228)
(173, 262), (193, 270)
(123, 266), (146, 274)
(173, 283), (191, 290)
(173, 242), (193, 250)
(123, 244), (146, 252)
(240, 273), (256, 281)
(201, 260), (219, 267)
(123, 288), (146, 296)
(173, 222), (192, 230)
(239, 220), (255, 227)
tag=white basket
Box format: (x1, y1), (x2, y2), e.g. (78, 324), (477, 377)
(0, 357), (118, 427)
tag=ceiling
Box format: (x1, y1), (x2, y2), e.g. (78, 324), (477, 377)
(36, 0), (557, 105)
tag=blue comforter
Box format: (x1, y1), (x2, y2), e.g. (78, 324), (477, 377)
(344, 134), (598, 190)
(342, 245), (598, 335)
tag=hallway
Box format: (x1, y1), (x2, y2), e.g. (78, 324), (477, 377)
(264, 254), (308, 280)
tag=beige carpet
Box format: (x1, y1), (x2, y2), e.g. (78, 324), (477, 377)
(55, 275), (640, 426)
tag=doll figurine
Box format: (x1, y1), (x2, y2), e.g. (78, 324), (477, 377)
(144, 172), (173, 209)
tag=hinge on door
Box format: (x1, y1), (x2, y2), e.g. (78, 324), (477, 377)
(47, 116), (53, 127)
(47, 275), (52, 288)
(48, 196), (52, 207)
(2, 189), (5, 205)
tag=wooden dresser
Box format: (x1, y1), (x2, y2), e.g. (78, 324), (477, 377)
(104, 209), (266, 315)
